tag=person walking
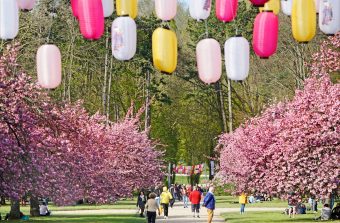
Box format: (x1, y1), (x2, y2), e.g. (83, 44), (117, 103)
(182, 186), (189, 208)
(189, 186), (202, 218)
(160, 187), (173, 219)
(203, 186), (215, 223)
(137, 191), (147, 217)
(239, 192), (248, 214)
(145, 193), (160, 223)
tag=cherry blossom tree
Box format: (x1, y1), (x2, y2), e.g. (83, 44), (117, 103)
(0, 45), (163, 218)
(218, 34), (340, 199)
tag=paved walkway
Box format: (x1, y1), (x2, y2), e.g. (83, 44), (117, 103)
(53, 203), (284, 222)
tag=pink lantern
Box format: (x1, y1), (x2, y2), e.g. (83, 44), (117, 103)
(196, 38), (222, 84)
(71, 0), (79, 18)
(155, 0), (177, 21)
(17, 0), (36, 10)
(78, 0), (104, 40)
(37, 44), (62, 89)
(250, 0), (269, 7)
(216, 0), (238, 22)
(252, 11), (278, 59)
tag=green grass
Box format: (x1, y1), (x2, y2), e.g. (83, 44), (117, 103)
(222, 212), (324, 223)
(0, 215), (145, 223)
(216, 196), (288, 208)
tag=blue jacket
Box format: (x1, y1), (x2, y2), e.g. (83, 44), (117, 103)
(203, 192), (215, 210)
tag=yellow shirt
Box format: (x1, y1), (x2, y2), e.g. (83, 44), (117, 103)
(239, 194), (248, 204)
(160, 191), (173, 204)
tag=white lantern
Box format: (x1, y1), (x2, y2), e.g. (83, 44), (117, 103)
(37, 45), (62, 89)
(189, 0), (211, 21)
(0, 0), (19, 40)
(102, 0), (114, 18)
(155, 0), (177, 21)
(281, 0), (292, 16)
(224, 36), (249, 81)
(196, 38), (222, 84)
(319, 0), (340, 35)
(112, 16), (137, 61)
(17, 0), (36, 10)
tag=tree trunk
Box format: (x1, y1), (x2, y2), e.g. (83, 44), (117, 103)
(0, 196), (5, 205)
(30, 196), (40, 217)
(106, 57), (113, 124)
(9, 199), (20, 219)
(102, 27), (110, 114)
(227, 78), (233, 133)
(215, 81), (227, 132)
(145, 71), (151, 132)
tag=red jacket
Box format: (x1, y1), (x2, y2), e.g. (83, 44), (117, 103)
(189, 190), (202, 205)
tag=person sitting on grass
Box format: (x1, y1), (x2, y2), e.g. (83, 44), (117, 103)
(39, 202), (51, 216)
(315, 203), (331, 221)
(331, 203), (340, 220)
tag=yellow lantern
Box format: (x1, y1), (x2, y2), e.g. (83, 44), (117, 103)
(116, 0), (138, 19)
(260, 0), (280, 15)
(152, 27), (177, 74)
(292, 0), (316, 43)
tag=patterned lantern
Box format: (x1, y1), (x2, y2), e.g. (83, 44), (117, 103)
(17, 0), (36, 10)
(0, 0), (19, 40)
(112, 16), (137, 60)
(152, 28), (177, 74)
(292, 0), (316, 43)
(216, 0), (238, 22)
(37, 45), (62, 89)
(319, 0), (340, 35)
(116, 0), (137, 19)
(281, 0), (292, 16)
(102, 0), (114, 18)
(225, 35), (250, 81)
(78, 0), (104, 40)
(260, 0), (280, 15)
(250, 0), (269, 7)
(155, 0), (177, 21)
(196, 38), (222, 84)
(189, 0), (211, 21)
(253, 11), (279, 58)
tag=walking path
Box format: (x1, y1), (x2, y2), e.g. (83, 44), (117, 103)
(52, 203), (283, 223)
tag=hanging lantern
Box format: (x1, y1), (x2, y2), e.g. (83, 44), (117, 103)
(102, 0), (114, 18)
(155, 0), (177, 21)
(189, 0), (211, 21)
(315, 0), (320, 13)
(319, 0), (340, 35)
(152, 27), (177, 74)
(292, 0), (316, 43)
(196, 38), (222, 84)
(17, 0), (36, 11)
(112, 16), (136, 60)
(37, 45), (62, 89)
(216, 0), (238, 22)
(224, 35), (250, 81)
(281, 0), (292, 16)
(116, 0), (137, 19)
(71, 0), (79, 18)
(260, 0), (280, 15)
(253, 11), (278, 58)
(78, 0), (104, 40)
(0, 0), (19, 40)
(250, 0), (269, 7)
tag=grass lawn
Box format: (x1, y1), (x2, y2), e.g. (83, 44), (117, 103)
(0, 215), (145, 223)
(216, 196), (288, 208)
(222, 212), (324, 223)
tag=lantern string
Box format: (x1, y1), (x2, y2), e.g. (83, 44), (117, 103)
(204, 19), (209, 38)
(46, 1), (57, 44)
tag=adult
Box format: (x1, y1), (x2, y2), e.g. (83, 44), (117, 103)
(287, 196), (297, 218)
(239, 192), (248, 214)
(331, 203), (340, 220)
(189, 186), (202, 218)
(39, 202), (51, 216)
(160, 187), (173, 219)
(182, 186), (189, 208)
(137, 191), (147, 217)
(203, 186), (216, 223)
(145, 193), (160, 223)
(315, 203), (331, 220)
(248, 194), (255, 204)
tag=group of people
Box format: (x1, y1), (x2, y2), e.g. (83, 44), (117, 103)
(0, 202), (50, 221)
(136, 185), (216, 223)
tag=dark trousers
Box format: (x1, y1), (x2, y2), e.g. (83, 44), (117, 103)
(147, 211), (156, 223)
(162, 203), (169, 217)
(139, 207), (145, 217)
